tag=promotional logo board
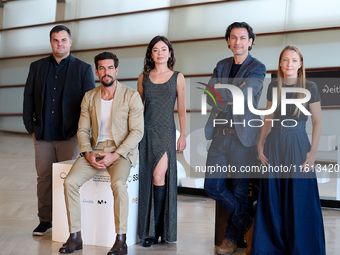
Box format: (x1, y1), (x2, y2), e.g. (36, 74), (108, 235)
(52, 160), (139, 247)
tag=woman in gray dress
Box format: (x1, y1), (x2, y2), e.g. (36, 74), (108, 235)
(137, 35), (186, 247)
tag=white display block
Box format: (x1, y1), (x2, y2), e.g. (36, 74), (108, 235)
(181, 177), (204, 189)
(177, 161), (186, 186)
(315, 165), (330, 184)
(52, 160), (140, 247)
(308, 134), (336, 151)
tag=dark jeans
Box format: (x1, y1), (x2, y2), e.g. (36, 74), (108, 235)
(204, 133), (255, 242)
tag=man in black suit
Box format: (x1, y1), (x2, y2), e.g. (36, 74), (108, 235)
(23, 25), (95, 236)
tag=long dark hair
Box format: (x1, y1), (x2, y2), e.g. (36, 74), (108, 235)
(143, 35), (176, 77)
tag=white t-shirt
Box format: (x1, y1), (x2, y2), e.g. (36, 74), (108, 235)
(98, 98), (114, 142)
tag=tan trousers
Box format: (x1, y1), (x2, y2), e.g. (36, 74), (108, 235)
(64, 140), (131, 234)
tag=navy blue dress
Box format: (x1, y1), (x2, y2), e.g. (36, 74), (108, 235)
(251, 80), (326, 255)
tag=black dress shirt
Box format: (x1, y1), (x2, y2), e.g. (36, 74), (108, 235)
(216, 63), (242, 129)
(42, 55), (71, 141)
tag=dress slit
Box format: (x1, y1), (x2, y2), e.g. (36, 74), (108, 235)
(138, 71), (179, 242)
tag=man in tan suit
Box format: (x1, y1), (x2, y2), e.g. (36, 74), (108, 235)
(59, 52), (144, 255)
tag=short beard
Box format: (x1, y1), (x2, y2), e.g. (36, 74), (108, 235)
(101, 76), (115, 87)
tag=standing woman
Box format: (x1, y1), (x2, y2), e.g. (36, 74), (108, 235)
(137, 35), (186, 247)
(251, 45), (325, 255)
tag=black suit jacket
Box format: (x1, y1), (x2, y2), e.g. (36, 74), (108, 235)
(23, 54), (95, 140)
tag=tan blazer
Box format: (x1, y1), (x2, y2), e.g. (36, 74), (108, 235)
(77, 81), (144, 167)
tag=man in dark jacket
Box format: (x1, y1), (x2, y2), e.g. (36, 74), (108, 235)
(204, 22), (266, 255)
(23, 25), (95, 236)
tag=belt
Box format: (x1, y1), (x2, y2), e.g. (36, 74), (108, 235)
(216, 128), (236, 136)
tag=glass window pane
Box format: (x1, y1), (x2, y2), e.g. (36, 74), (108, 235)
(0, 87), (24, 113)
(73, 11), (169, 49)
(0, 58), (35, 85)
(0, 26), (54, 57)
(286, 0), (340, 30)
(168, 0), (287, 40)
(0, 116), (26, 132)
(3, 0), (56, 28)
(66, 0), (170, 19)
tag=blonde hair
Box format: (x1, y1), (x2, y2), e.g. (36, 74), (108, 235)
(277, 45), (306, 116)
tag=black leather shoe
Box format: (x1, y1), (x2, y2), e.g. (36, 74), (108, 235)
(142, 237), (158, 247)
(59, 231), (83, 254)
(32, 222), (52, 236)
(107, 234), (127, 255)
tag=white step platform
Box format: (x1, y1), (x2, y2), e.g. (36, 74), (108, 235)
(52, 160), (140, 247)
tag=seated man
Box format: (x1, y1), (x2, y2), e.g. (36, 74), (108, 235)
(203, 22), (266, 255)
(59, 52), (144, 255)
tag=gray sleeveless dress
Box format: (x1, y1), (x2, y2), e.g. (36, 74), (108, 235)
(138, 71), (179, 242)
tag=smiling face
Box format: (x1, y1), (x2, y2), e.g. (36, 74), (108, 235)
(227, 28), (253, 57)
(50, 30), (72, 59)
(151, 40), (171, 65)
(279, 50), (302, 79)
(95, 59), (118, 87)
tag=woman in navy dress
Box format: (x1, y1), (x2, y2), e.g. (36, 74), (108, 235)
(251, 45), (325, 255)
(137, 36), (186, 247)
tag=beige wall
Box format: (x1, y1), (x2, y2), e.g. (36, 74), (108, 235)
(0, 0), (339, 162)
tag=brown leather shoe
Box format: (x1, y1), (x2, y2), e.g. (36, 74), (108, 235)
(244, 221), (254, 255)
(107, 234), (127, 255)
(215, 238), (237, 255)
(59, 231), (82, 254)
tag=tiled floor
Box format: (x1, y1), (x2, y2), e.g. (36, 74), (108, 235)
(0, 131), (339, 254)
